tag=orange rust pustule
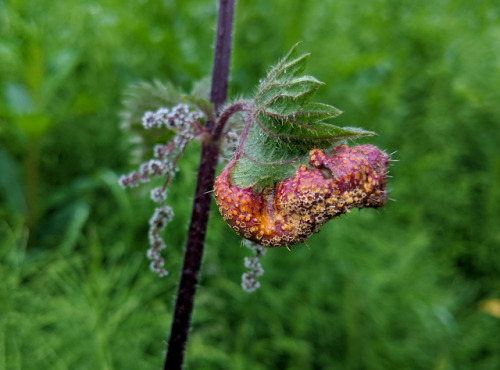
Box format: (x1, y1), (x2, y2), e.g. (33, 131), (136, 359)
(214, 145), (389, 248)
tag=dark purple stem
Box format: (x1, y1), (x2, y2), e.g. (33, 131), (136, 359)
(163, 1), (234, 369)
(210, 0), (235, 114)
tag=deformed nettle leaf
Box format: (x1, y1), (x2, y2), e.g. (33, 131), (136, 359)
(214, 145), (389, 247)
(230, 43), (373, 189)
(213, 44), (391, 248)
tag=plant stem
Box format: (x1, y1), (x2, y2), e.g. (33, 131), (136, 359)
(163, 142), (219, 370)
(210, 0), (235, 114)
(215, 101), (250, 139)
(163, 1), (234, 369)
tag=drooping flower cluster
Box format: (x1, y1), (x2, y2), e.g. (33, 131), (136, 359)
(119, 103), (205, 277)
(142, 104), (204, 132)
(119, 104), (205, 189)
(147, 204), (174, 277)
(214, 144), (389, 248)
(241, 240), (266, 292)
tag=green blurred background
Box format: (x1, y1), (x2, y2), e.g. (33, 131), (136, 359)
(1, 0), (499, 369)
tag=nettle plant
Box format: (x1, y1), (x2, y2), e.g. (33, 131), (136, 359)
(120, 43), (389, 285)
(119, 4), (389, 367)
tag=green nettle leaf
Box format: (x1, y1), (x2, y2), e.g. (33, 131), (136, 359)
(231, 44), (373, 189)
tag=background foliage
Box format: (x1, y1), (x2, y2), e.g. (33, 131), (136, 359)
(1, 0), (499, 369)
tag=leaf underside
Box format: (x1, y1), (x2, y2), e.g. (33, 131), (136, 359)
(231, 43), (373, 189)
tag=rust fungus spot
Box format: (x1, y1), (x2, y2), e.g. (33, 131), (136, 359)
(214, 145), (389, 248)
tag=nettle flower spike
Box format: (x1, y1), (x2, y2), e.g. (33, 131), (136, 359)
(214, 43), (390, 249)
(119, 95), (208, 277)
(241, 240), (266, 292)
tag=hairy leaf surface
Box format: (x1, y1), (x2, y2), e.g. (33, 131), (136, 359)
(231, 44), (372, 189)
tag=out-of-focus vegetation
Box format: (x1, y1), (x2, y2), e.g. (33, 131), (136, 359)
(1, 0), (499, 368)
